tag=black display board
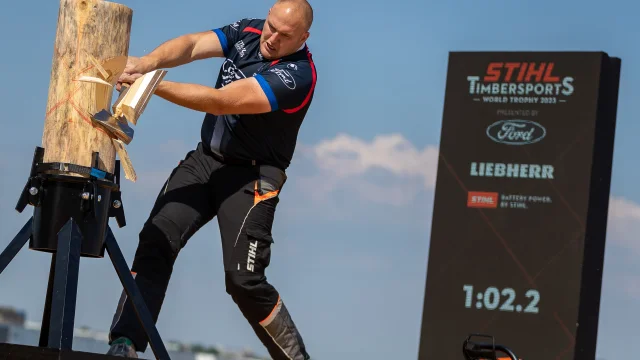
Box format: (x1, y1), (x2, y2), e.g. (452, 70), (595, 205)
(418, 52), (621, 360)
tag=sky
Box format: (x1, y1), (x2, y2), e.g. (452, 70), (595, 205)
(0, 0), (639, 359)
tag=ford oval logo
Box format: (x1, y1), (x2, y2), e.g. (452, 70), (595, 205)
(486, 119), (546, 145)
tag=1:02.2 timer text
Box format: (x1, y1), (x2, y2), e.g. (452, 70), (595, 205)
(462, 285), (540, 314)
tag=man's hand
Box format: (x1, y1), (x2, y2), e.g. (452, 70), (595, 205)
(116, 56), (156, 91)
(114, 31), (226, 91)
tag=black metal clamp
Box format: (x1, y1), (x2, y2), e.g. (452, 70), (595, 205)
(462, 334), (519, 360)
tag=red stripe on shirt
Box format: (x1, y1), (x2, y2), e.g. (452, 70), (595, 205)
(243, 27), (262, 34)
(283, 49), (317, 114)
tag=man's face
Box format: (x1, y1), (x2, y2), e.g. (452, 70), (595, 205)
(260, 4), (309, 59)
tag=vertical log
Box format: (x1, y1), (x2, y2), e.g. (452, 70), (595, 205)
(42, 0), (132, 175)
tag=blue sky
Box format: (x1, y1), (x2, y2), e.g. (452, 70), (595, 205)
(1, 0), (639, 359)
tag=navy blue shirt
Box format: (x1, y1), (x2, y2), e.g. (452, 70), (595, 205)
(201, 18), (317, 170)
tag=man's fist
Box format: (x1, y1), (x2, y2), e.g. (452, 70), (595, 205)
(116, 56), (154, 91)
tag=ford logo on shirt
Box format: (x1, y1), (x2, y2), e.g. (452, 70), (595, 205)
(486, 119), (546, 145)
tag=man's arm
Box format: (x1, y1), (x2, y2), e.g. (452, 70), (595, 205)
(142, 31), (225, 70)
(154, 78), (273, 115)
(153, 59), (316, 116)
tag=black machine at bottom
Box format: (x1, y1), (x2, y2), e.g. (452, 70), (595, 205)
(462, 334), (519, 360)
(0, 146), (170, 360)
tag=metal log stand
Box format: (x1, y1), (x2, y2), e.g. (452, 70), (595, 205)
(0, 146), (170, 360)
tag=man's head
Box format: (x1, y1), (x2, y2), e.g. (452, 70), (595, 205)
(260, 0), (313, 59)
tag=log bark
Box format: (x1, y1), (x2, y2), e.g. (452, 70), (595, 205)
(42, 0), (132, 175)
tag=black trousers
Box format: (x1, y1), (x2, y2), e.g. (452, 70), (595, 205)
(108, 142), (310, 360)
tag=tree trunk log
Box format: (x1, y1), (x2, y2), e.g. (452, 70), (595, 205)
(42, 0), (132, 175)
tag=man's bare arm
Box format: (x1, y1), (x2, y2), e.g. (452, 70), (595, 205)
(143, 31), (225, 70)
(154, 78), (273, 115)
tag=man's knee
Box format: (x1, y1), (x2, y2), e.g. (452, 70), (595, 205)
(225, 271), (279, 321)
(225, 271), (263, 298)
(139, 208), (200, 258)
(138, 221), (178, 258)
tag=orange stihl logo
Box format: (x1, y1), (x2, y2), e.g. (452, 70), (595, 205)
(483, 62), (560, 83)
(467, 192), (498, 208)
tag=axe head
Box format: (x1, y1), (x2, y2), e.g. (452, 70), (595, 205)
(91, 109), (134, 145)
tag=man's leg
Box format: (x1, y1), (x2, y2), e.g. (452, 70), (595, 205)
(108, 143), (221, 353)
(215, 164), (310, 360)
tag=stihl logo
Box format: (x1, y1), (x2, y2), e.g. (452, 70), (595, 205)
(467, 192), (498, 208)
(467, 61), (574, 98)
(483, 62), (560, 83)
(247, 240), (258, 272)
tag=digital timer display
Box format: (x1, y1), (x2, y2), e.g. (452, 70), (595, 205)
(417, 52), (621, 360)
(462, 285), (539, 314)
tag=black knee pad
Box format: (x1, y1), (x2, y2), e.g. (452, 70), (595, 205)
(137, 222), (180, 262)
(224, 270), (280, 322)
(140, 216), (190, 258)
(225, 270), (262, 298)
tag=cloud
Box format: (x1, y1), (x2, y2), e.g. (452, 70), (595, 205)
(606, 196), (640, 255)
(310, 133), (438, 188)
(293, 133), (439, 207)
(608, 196), (640, 221)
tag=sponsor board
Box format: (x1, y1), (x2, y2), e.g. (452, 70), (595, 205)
(419, 52), (621, 360)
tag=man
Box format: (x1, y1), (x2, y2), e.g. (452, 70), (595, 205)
(105, 1), (316, 359)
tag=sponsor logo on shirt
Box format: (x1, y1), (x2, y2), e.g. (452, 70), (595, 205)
(221, 59), (246, 87)
(269, 68), (296, 89)
(235, 40), (247, 58)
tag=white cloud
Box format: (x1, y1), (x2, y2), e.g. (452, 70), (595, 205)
(293, 133), (439, 207)
(607, 196), (640, 257)
(311, 133), (439, 188)
(608, 196), (640, 221)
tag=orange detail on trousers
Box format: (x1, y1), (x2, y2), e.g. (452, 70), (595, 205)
(259, 295), (282, 326)
(253, 181), (279, 205)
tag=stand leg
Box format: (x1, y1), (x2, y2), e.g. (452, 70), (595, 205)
(39, 255), (56, 347)
(46, 218), (82, 350)
(0, 217), (33, 275)
(105, 226), (171, 360)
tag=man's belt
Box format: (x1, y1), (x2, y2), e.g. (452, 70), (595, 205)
(206, 148), (259, 166)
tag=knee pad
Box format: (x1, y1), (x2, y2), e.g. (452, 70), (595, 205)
(138, 222), (180, 260)
(140, 214), (195, 258)
(225, 270), (262, 298)
(224, 270), (279, 323)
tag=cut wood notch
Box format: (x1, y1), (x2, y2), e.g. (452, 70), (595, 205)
(74, 53), (167, 182)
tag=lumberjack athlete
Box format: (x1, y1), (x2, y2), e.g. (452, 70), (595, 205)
(105, 1), (316, 359)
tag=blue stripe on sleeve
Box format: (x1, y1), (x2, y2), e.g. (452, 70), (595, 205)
(212, 29), (229, 57)
(255, 74), (279, 111)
